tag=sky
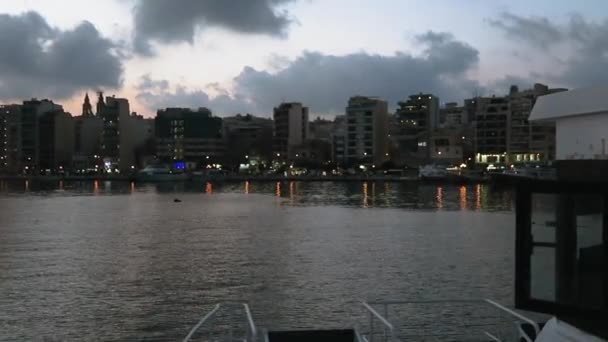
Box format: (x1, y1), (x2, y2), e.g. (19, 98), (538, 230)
(1, 0), (608, 117)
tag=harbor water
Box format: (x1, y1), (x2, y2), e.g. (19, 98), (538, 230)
(0, 180), (515, 341)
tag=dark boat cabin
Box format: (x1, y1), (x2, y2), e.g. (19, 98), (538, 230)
(515, 179), (608, 339)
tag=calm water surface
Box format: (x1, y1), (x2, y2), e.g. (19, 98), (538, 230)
(0, 180), (515, 341)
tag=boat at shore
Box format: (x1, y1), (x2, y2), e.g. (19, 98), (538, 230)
(418, 165), (489, 183)
(135, 165), (190, 182)
(489, 166), (557, 183)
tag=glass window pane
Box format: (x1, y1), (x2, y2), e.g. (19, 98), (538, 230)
(532, 193), (557, 243)
(531, 246), (556, 301)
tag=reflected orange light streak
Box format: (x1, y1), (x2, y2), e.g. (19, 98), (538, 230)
(475, 184), (481, 210)
(436, 186), (443, 209)
(205, 182), (213, 194)
(24, 180), (29, 191)
(459, 186), (467, 210)
(93, 180), (99, 193)
(244, 181), (250, 194)
(275, 182), (281, 197)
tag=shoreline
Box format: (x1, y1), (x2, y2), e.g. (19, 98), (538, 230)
(0, 174), (517, 184)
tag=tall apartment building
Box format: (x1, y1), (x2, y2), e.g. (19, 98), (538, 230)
(345, 96), (388, 165)
(155, 107), (225, 169)
(74, 94), (104, 171)
(0, 105), (21, 173)
(473, 83), (567, 165)
(440, 102), (466, 127)
(474, 96), (510, 164)
(392, 93), (439, 166)
(273, 102), (309, 159)
(38, 110), (75, 172)
(1, 100), (75, 174)
(98, 94), (142, 171)
(507, 84), (566, 163)
(21, 99), (66, 173)
(330, 115), (346, 165)
(223, 114), (273, 164)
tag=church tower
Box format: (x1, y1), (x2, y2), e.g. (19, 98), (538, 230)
(82, 93), (94, 116)
(96, 91), (106, 116)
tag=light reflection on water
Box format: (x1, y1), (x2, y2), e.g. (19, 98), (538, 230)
(0, 180), (515, 340)
(0, 180), (515, 211)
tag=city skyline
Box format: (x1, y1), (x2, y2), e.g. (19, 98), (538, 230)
(0, 1), (607, 117)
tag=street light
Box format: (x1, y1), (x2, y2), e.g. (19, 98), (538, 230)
(245, 155), (249, 159)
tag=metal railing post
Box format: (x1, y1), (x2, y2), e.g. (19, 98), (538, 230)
(244, 303), (257, 342)
(183, 304), (221, 342)
(370, 311), (374, 342)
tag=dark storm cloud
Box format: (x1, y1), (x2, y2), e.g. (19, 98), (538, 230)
(489, 12), (608, 88)
(132, 0), (296, 55)
(137, 31), (483, 116)
(0, 11), (123, 101)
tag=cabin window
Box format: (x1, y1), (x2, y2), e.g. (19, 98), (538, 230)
(516, 184), (608, 320)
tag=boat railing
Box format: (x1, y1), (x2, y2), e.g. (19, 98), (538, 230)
(361, 301), (399, 342)
(183, 302), (258, 342)
(361, 299), (543, 342)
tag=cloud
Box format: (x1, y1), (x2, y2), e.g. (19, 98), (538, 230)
(488, 12), (563, 49)
(0, 11), (123, 102)
(489, 12), (608, 88)
(137, 31), (482, 115)
(232, 31), (481, 114)
(136, 31), (482, 115)
(135, 76), (254, 116)
(132, 0), (297, 56)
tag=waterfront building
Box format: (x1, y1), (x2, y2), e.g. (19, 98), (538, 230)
(440, 102), (466, 127)
(38, 110), (75, 173)
(223, 114), (273, 166)
(428, 127), (472, 164)
(330, 115), (346, 166)
(97, 95), (151, 171)
(473, 84), (566, 166)
(130, 113), (155, 168)
(473, 96), (510, 164)
(392, 93), (439, 166)
(0, 104), (21, 173)
(20, 99), (66, 174)
(73, 115), (103, 171)
(345, 96), (389, 165)
(273, 102), (309, 159)
(530, 86), (608, 180)
(291, 139), (332, 166)
(155, 107), (225, 170)
(309, 117), (333, 142)
(98, 95), (131, 171)
(73, 94), (104, 171)
(507, 84), (566, 164)
(1, 100), (76, 174)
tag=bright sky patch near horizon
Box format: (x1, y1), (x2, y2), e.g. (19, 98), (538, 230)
(1, 0), (607, 117)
